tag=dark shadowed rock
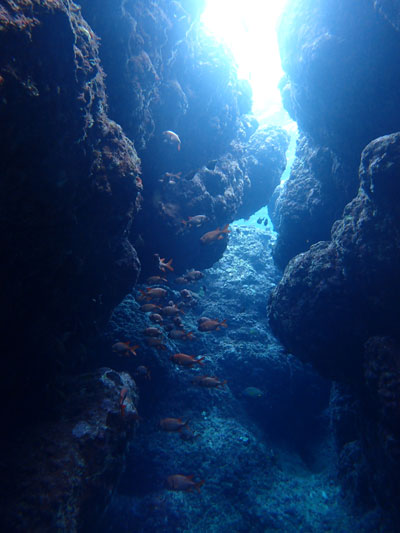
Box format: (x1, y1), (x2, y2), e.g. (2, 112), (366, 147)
(269, 132), (400, 526)
(0, 368), (139, 533)
(329, 382), (361, 452)
(269, 132), (400, 382)
(329, 337), (400, 525)
(361, 337), (400, 526)
(0, 0), (141, 407)
(272, 134), (357, 268)
(279, 0), (400, 159)
(273, 0), (400, 269)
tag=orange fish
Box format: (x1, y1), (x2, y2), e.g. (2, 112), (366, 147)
(181, 215), (207, 227)
(192, 376), (227, 389)
(139, 287), (167, 300)
(140, 303), (161, 312)
(146, 337), (167, 350)
(120, 387), (128, 416)
(168, 329), (194, 341)
(120, 388), (141, 420)
(197, 318), (227, 332)
(143, 327), (163, 337)
(149, 313), (163, 324)
(154, 254), (174, 273)
(159, 417), (190, 432)
(184, 270), (204, 281)
(180, 289), (192, 299)
(136, 176), (143, 189)
(167, 474), (204, 492)
(161, 304), (183, 316)
(162, 130), (181, 151)
(135, 365), (151, 380)
(147, 276), (168, 284)
(112, 341), (139, 357)
(170, 353), (205, 367)
(165, 171), (182, 180)
(200, 224), (230, 244)
(174, 276), (188, 284)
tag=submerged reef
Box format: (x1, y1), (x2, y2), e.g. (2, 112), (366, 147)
(0, 0), (288, 408)
(269, 0), (400, 526)
(77, 0), (289, 272)
(0, 0), (290, 530)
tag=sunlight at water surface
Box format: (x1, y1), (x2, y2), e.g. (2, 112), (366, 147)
(201, 0), (289, 123)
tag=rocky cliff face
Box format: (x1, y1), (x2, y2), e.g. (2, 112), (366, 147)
(77, 0), (289, 273)
(269, 0), (400, 525)
(272, 0), (400, 267)
(0, 0), (288, 529)
(0, 0), (142, 407)
(0, 368), (139, 532)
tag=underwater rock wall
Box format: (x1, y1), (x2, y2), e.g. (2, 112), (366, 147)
(273, 0), (400, 266)
(0, 368), (139, 532)
(136, 124), (289, 273)
(270, 0), (400, 521)
(0, 0), (142, 401)
(270, 132), (400, 381)
(272, 133), (353, 269)
(78, 0), (289, 274)
(270, 133), (400, 519)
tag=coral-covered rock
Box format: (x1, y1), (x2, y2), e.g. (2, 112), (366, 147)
(77, 1), (288, 275)
(237, 126), (290, 220)
(278, 0), (400, 158)
(269, 132), (400, 524)
(136, 126), (289, 273)
(77, 0), (252, 167)
(330, 337), (400, 523)
(273, 0), (400, 268)
(0, 0), (141, 407)
(364, 336), (400, 464)
(0, 368), (139, 532)
(269, 132), (400, 382)
(272, 134), (357, 268)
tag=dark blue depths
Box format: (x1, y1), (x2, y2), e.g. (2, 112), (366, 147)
(99, 226), (375, 533)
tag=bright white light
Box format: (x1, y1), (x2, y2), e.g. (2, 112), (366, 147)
(201, 0), (289, 125)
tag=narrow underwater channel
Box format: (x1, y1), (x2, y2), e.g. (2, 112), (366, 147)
(99, 226), (368, 533)
(2, 1), (400, 531)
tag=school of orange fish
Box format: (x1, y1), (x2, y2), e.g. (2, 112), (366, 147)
(112, 131), (231, 493)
